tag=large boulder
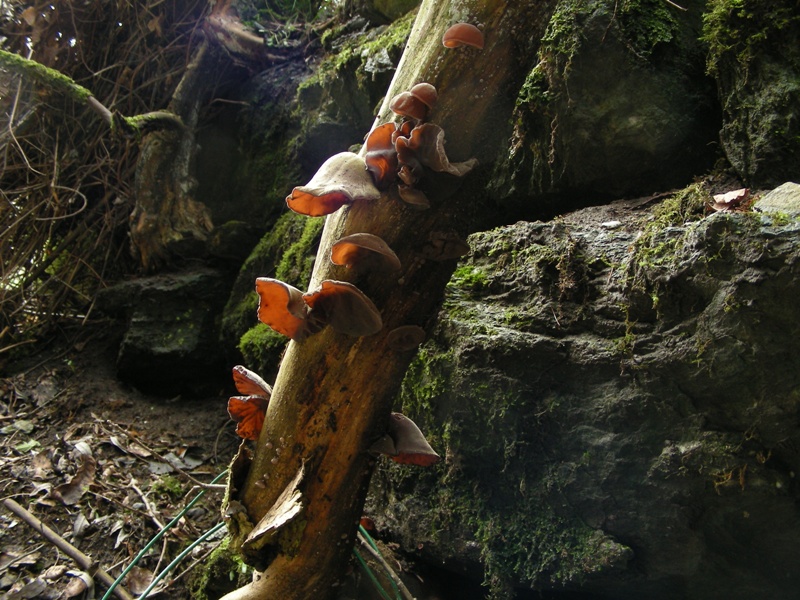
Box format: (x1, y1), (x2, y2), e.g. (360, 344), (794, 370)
(490, 0), (719, 218)
(368, 183), (800, 598)
(97, 268), (234, 397)
(703, 0), (800, 187)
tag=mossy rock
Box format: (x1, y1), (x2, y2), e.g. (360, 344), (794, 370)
(491, 0), (718, 216)
(368, 185), (800, 598)
(702, 0), (800, 186)
(220, 212), (324, 380)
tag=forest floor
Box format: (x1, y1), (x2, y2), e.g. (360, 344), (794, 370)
(0, 321), (474, 600)
(0, 321), (240, 599)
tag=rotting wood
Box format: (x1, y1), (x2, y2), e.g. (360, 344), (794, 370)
(218, 1), (556, 598)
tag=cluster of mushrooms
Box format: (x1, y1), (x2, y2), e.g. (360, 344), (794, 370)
(227, 22), (485, 467)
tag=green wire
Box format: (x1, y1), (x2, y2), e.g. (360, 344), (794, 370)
(138, 521), (227, 598)
(101, 470), (228, 600)
(353, 546), (395, 600)
(355, 525), (403, 600)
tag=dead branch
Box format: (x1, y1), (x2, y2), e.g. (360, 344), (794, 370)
(2, 498), (135, 600)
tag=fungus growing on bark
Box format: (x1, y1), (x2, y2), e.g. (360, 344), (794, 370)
(303, 280), (383, 337)
(406, 123), (478, 177)
(711, 188), (750, 211)
(442, 23), (484, 49)
(389, 91), (428, 121)
(227, 365), (272, 441)
(286, 152), (381, 216)
(364, 123), (399, 189)
(255, 278), (308, 341)
(256, 278), (383, 340)
(330, 233), (401, 271)
(369, 412), (440, 466)
(386, 325), (426, 351)
(397, 184), (430, 210)
(409, 82), (438, 112)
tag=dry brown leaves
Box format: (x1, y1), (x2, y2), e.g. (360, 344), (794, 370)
(0, 347), (236, 599)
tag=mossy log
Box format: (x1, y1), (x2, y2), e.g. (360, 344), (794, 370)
(219, 1), (557, 598)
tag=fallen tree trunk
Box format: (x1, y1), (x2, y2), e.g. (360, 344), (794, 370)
(220, 1), (554, 597)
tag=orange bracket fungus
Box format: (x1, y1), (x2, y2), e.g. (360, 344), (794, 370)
(255, 278), (309, 341)
(256, 278), (383, 341)
(409, 82), (438, 113)
(364, 123), (400, 189)
(369, 412), (440, 466)
(442, 22), (484, 49)
(286, 152), (381, 216)
(330, 233), (401, 271)
(228, 365), (272, 441)
(303, 280), (383, 337)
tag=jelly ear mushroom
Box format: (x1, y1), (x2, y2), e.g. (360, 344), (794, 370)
(408, 123), (478, 177)
(364, 123), (399, 189)
(286, 152), (381, 216)
(232, 365), (272, 398)
(330, 233), (401, 271)
(389, 91), (428, 121)
(409, 82), (438, 111)
(372, 413), (440, 466)
(442, 23), (484, 49)
(255, 278), (309, 341)
(303, 280), (382, 337)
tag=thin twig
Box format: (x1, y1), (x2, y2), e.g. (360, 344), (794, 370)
(2, 498), (135, 600)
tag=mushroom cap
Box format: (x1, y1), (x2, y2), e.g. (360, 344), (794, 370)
(389, 91), (428, 121)
(255, 278), (309, 341)
(407, 123), (478, 177)
(394, 136), (424, 185)
(387, 412), (440, 466)
(232, 365), (272, 397)
(286, 152), (381, 217)
(409, 82), (438, 110)
(227, 395), (269, 441)
(386, 325), (426, 351)
(397, 184), (430, 210)
(330, 233), (401, 271)
(364, 123), (399, 189)
(303, 280), (383, 337)
(442, 23), (484, 49)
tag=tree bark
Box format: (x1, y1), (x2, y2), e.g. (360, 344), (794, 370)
(220, 1), (553, 597)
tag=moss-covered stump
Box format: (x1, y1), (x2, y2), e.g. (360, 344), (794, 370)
(367, 183), (800, 599)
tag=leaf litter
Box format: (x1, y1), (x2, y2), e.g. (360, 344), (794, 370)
(0, 329), (238, 599)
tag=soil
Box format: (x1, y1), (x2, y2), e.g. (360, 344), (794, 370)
(0, 322), (238, 599)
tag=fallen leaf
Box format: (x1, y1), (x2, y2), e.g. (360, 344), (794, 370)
(30, 451), (52, 479)
(0, 419), (35, 435)
(63, 570), (93, 598)
(72, 511), (91, 539)
(711, 187), (749, 211)
(124, 566), (154, 595)
(41, 564), (68, 580)
(52, 455), (96, 505)
(13, 439), (41, 453)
